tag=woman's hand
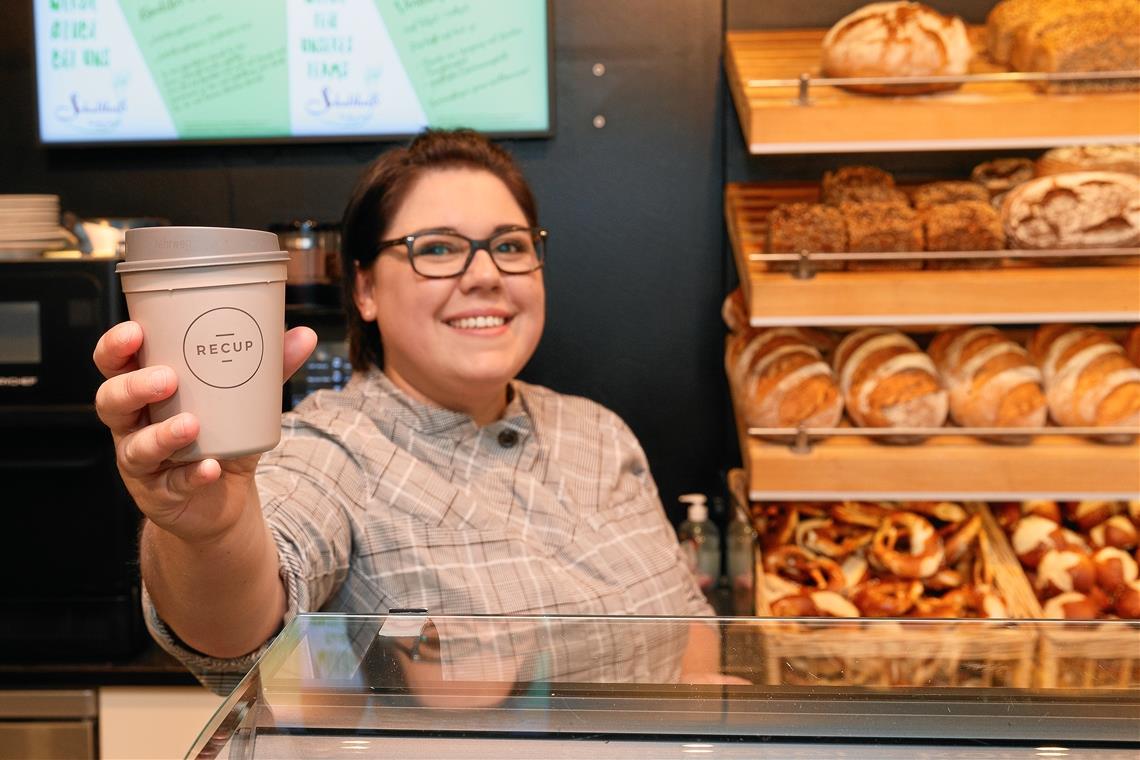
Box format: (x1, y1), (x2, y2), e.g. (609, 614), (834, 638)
(92, 320), (317, 544)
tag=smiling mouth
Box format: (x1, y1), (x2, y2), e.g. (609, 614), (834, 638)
(446, 315), (509, 330)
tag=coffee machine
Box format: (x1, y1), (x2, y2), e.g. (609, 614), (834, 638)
(0, 255), (146, 660)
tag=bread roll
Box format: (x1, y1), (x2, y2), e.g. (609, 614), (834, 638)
(833, 327), (948, 430)
(1037, 145), (1140, 177)
(821, 2), (972, 95)
(1002, 171), (1140, 250)
(1124, 325), (1140, 367)
(721, 288), (749, 333)
(727, 328), (844, 430)
(911, 181), (990, 210)
(928, 326), (1046, 428)
(1028, 324), (1140, 428)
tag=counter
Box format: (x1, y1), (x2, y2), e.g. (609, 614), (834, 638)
(189, 612), (1139, 758)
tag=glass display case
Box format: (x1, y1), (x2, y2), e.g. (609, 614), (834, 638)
(188, 612), (1139, 759)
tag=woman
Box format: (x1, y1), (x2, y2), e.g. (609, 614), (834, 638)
(93, 130), (721, 692)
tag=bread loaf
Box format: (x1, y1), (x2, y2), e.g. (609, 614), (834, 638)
(1002, 171), (1140, 250)
(1028, 324), (1140, 428)
(1124, 325), (1140, 367)
(821, 166), (906, 206)
(833, 327), (948, 430)
(841, 201), (924, 270)
(928, 326), (1047, 428)
(727, 328), (844, 430)
(1036, 145), (1140, 177)
(766, 203), (847, 272)
(911, 181), (990, 210)
(971, 157), (1034, 206)
(922, 201), (1005, 269)
(821, 2), (972, 95)
(721, 288), (749, 334)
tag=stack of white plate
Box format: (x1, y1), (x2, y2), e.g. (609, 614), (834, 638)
(0, 195), (67, 256)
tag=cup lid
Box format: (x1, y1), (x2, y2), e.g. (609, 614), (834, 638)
(116, 250), (289, 274)
(125, 226), (281, 263)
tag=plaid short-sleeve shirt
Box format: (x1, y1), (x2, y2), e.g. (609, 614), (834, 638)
(144, 368), (712, 692)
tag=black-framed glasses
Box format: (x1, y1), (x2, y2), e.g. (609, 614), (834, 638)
(377, 226), (547, 279)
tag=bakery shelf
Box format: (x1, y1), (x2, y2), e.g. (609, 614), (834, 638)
(725, 29), (1140, 154)
(725, 183), (1140, 326)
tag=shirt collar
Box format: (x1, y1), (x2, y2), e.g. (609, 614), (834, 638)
(361, 368), (532, 437)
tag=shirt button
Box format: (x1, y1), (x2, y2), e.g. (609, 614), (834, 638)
(497, 429), (519, 448)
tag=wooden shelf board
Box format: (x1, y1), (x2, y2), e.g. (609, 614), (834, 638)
(725, 183), (1140, 326)
(726, 29), (1140, 154)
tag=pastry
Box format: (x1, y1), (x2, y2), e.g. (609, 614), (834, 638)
(1028, 324), (1140, 429)
(922, 201), (1005, 269)
(1002, 171), (1140, 250)
(841, 201), (924, 270)
(1036, 145), (1140, 177)
(727, 328), (845, 431)
(928, 326), (1046, 429)
(832, 327), (948, 430)
(766, 203), (847, 272)
(911, 181), (990, 210)
(821, 2), (973, 95)
(820, 165), (906, 206)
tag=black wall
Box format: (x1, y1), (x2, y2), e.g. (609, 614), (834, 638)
(0, 1), (729, 524)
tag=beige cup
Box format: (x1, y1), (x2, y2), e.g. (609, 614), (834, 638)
(118, 228), (288, 462)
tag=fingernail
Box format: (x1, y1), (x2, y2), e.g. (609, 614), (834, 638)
(150, 369), (168, 394)
(118, 323), (137, 346)
(171, 416), (185, 438)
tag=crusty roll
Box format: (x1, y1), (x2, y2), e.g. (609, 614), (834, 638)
(970, 157), (1034, 207)
(821, 2), (972, 95)
(1124, 325), (1140, 367)
(928, 326), (1046, 428)
(1002, 171), (1140, 250)
(1028, 324), (1140, 428)
(1037, 145), (1140, 177)
(721, 288), (749, 334)
(727, 328), (844, 430)
(833, 327), (948, 429)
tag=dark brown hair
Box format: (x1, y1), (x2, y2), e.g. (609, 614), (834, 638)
(339, 129), (539, 372)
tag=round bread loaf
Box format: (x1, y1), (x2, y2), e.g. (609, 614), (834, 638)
(727, 328), (844, 430)
(1001, 171), (1140, 249)
(1036, 145), (1140, 177)
(928, 326), (1046, 428)
(1028, 324), (1140, 428)
(1124, 325), (1140, 368)
(832, 327), (948, 429)
(821, 2), (972, 95)
(721, 288), (749, 333)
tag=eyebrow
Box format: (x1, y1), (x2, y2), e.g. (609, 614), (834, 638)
(409, 224), (529, 237)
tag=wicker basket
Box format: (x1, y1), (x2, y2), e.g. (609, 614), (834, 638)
(728, 470), (1039, 688)
(984, 504), (1140, 689)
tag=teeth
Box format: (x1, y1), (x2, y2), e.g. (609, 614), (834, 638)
(450, 315), (506, 330)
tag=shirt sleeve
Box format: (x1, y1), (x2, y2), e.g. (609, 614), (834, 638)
(141, 411), (363, 693)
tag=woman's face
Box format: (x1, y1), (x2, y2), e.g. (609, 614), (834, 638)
(354, 168), (545, 415)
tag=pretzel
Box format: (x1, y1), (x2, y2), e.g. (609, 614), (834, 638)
(903, 501), (967, 524)
(795, 518), (873, 559)
(832, 501), (891, 528)
(771, 590), (860, 618)
(870, 512), (945, 579)
(764, 546), (845, 591)
(762, 505), (799, 553)
(941, 513), (982, 565)
(852, 579), (923, 617)
(923, 568), (964, 592)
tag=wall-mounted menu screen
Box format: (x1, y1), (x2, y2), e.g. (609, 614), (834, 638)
(33, 0), (552, 145)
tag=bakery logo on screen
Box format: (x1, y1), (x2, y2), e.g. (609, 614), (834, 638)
(183, 308), (264, 389)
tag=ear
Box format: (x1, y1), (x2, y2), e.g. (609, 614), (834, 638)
(353, 262), (377, 321)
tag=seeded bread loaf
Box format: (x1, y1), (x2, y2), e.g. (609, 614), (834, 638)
(922, 201), (1005, 269)
(821, 166), (906, 206)
(833, 327), (948, 430)
(841, 201), (924, 270)
(766, 203), (847, 272)
(911, 181), (991, 210)
(821, 1), (973, 95)
(928, 326), (1047, 428)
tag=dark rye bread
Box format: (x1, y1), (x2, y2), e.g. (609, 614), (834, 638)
(821, 166), (906, 206)
(923, 201), (1005, 269)
(911, 181), (990, 210)
(841, 201), (923, 270)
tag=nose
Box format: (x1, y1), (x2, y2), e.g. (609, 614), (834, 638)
(458, 245), (502, 288)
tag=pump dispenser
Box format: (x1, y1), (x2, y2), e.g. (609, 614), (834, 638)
(676, 493), (720, 595)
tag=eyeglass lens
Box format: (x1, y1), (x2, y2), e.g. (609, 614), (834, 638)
(410, 229), (543, 277)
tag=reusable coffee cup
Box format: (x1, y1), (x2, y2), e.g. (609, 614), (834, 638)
(117, 227), (289, 462)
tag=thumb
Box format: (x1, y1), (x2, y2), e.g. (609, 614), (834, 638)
(282, 326), (319, 382)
